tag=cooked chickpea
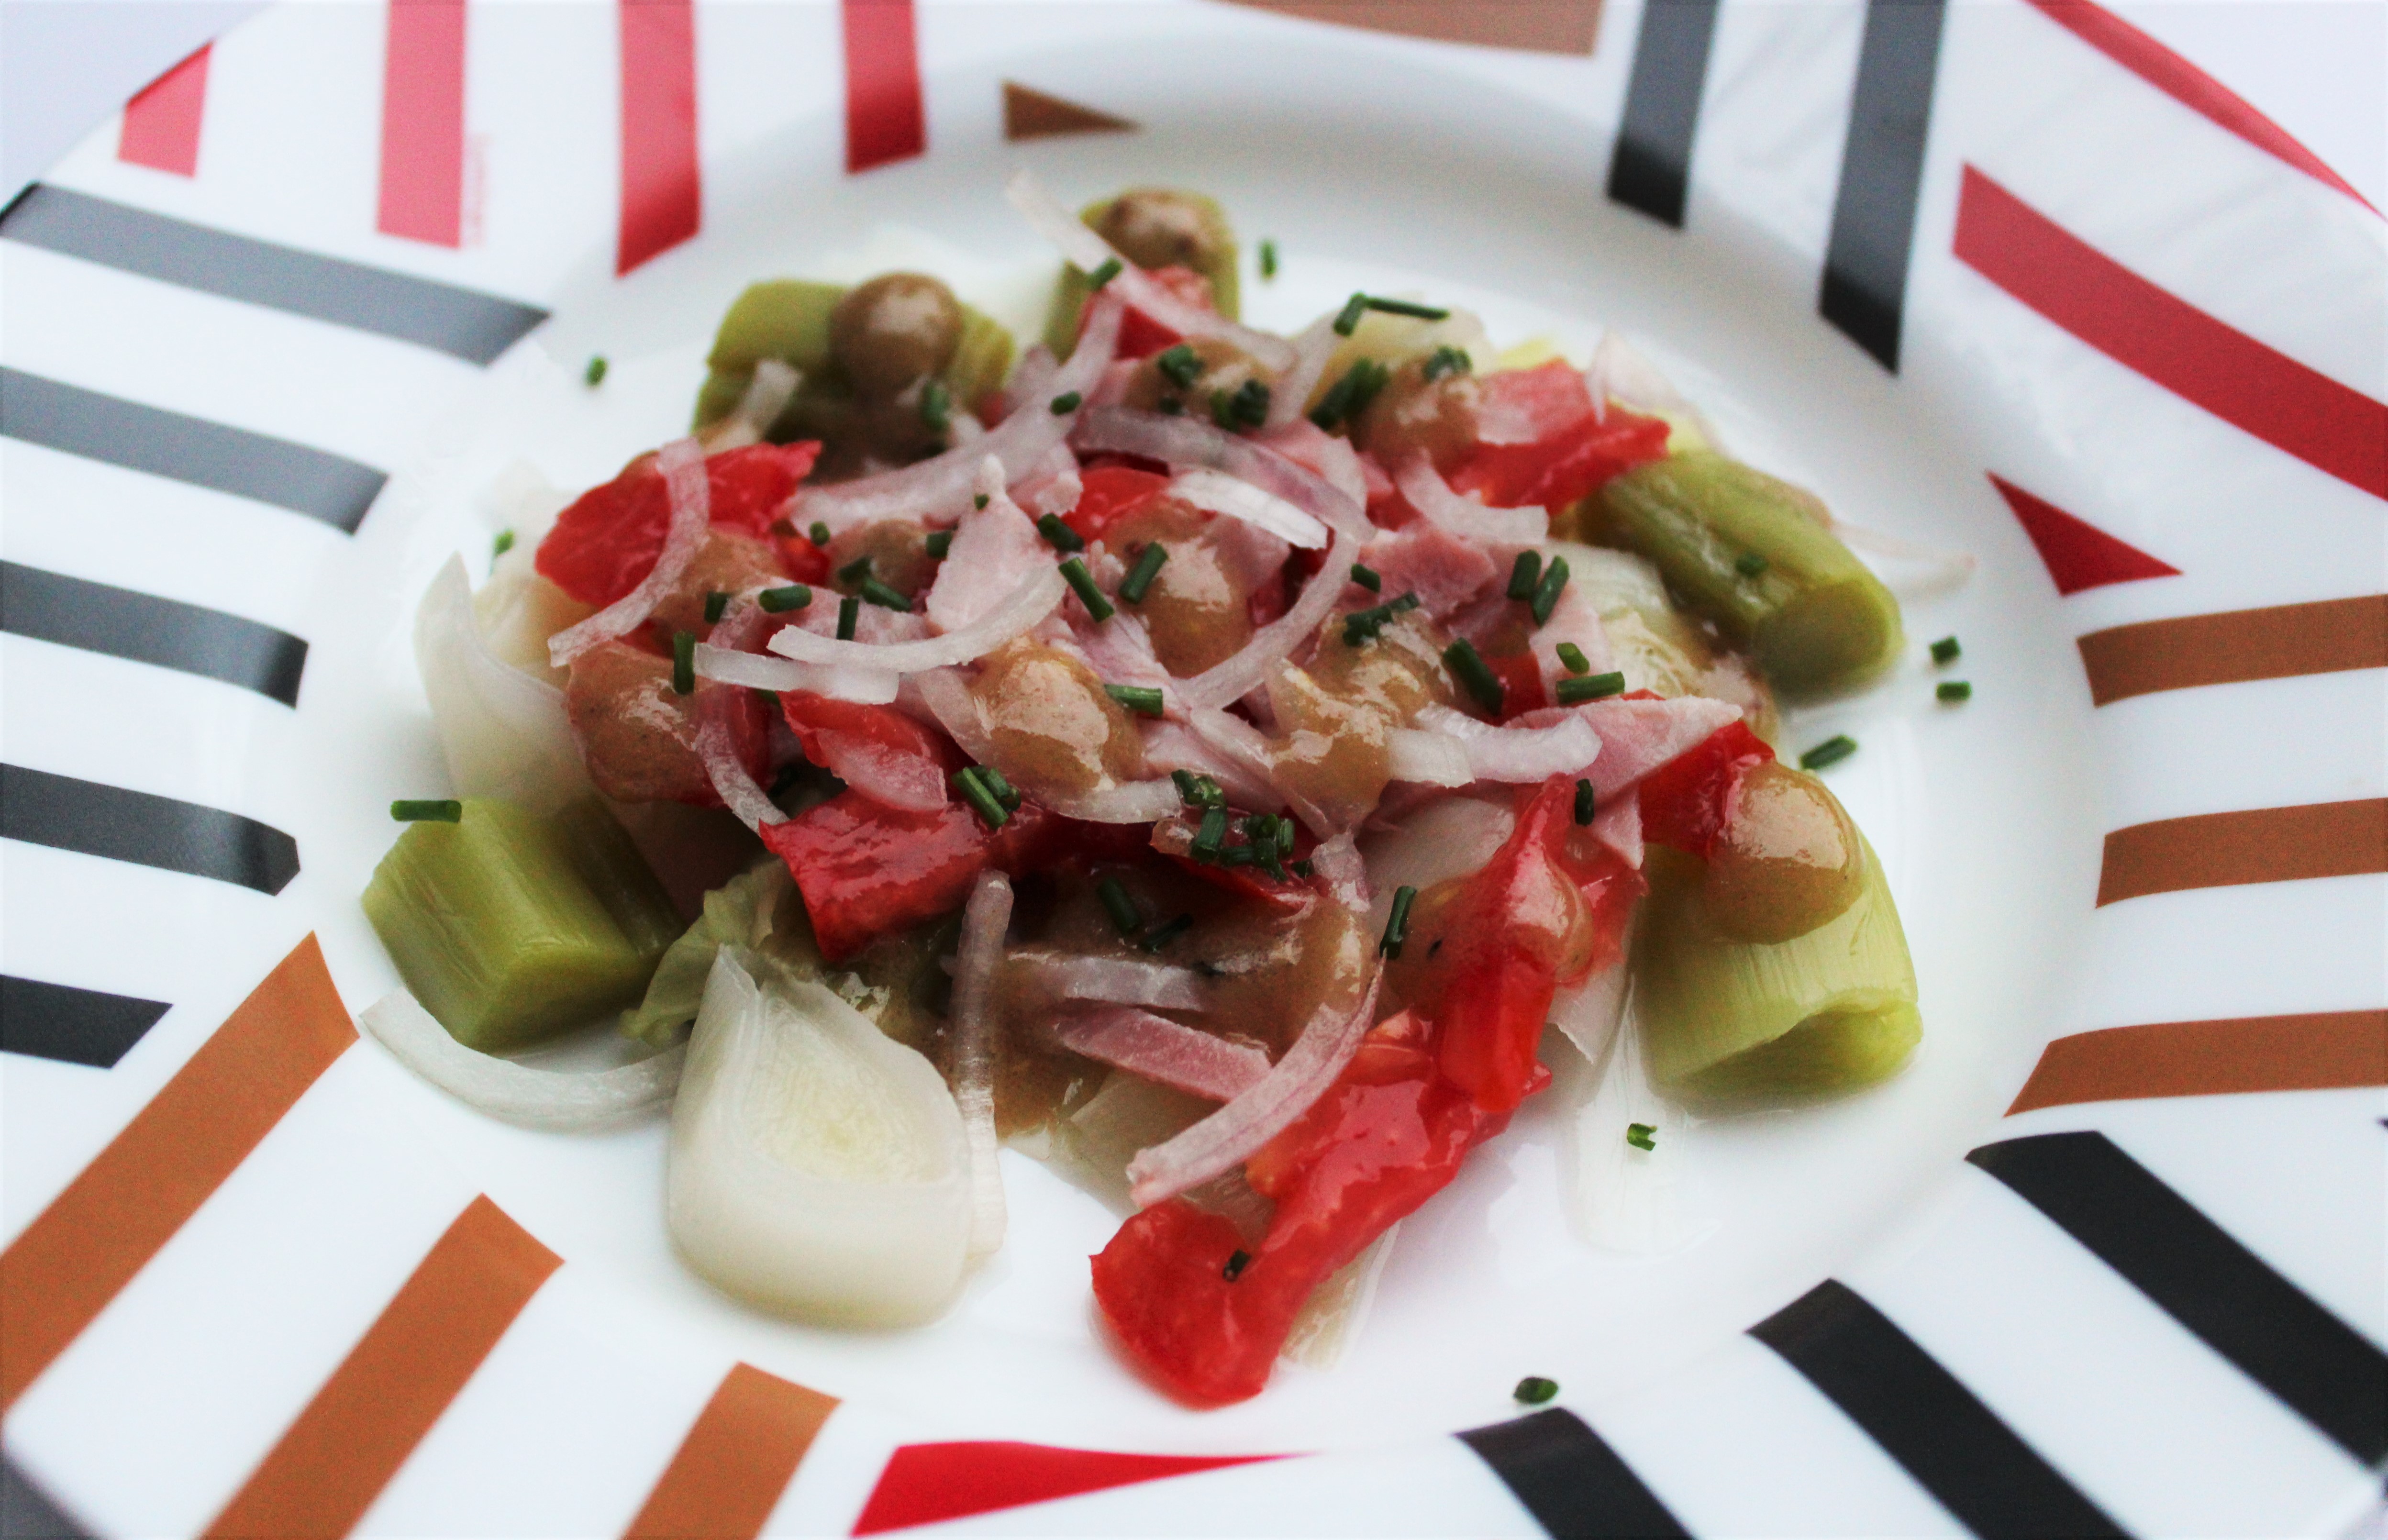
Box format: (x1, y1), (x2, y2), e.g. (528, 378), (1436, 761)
(970, 640), (1144, 800)
(1096, 189), (1232, 277)
(1699, 761), (1866, 942)
(829, 273), (963, 398)
(1122, 337), (1272, 426)
(1354, 356), (1481, 472)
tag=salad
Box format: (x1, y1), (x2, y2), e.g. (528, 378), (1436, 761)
(362, 175), (1929, 1407)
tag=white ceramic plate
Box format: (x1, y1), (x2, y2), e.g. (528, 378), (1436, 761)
(2, 1), (2381, 1534)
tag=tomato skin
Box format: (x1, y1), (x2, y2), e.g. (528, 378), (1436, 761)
(1450, 365), (1670, 510)
(1488, 650), (1548, 720)
(779, 693), (956, 778)
(536, 442), (822, 607)
(1637, 719), (1776, 858)
(1065, 465), (1172, 544)
(1078, 265), (1215, 361)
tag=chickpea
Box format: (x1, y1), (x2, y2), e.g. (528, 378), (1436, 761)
(1102, 497), (1255, 676)
(1354, 355), (1481, 472)
(824, 518), (937, 598)
(829, 273), (963, 398)
(1096, 189), (1232, 277)
(1699, 761), (1866, 942)
(1122, 337), (1273, 427)
(970, 640), (1144, 800)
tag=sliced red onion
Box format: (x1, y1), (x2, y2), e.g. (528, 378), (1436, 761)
(1571, 696), (1744, 795)
(1044, 777), (1185, 826)
(1074, 406), (1372, 543)
(799, 296), (1123, 531)
(1143, 714), (1286, 814)
(1593, 785), (1644, 867)
(1171, 468), (1329, 550)
(549, 438), (711, 668)
(1414, 702), (1601, 783)
(1179, 530), (1363, 711)
(1001, 344), (1060, 420)
(1587, 330), (1725, 449)
(1074, 608), (1172, 696)
(817, 735), (948, 813)
(925, 463), (1054, 633)
(1385, 728), (1473, 787)
(1395, 454), (1548, 544)
(1307, 830), (1371, 914)
(767, 565), (1065, 673)
(1832, 518), (1979, 598)
(1125, 972), (1381, 1208)
(1260, 422), (1371, 510)
(1014, 956), (1209, 1012)
(700, 358), (801, 451)
(694, 599), (789, 830)
(1056, 1009), (1270, 1105)
(1004, 170), (1296, 373)
(360, 987), (683, 1131)
(1263, 314), (1343, 430)
(953, 870), (1012, 1257)
(693, 644), (902, 705)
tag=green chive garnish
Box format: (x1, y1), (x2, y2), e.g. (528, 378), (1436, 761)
(1222, 1249), (1252, 1281)
(836, 594), (859, 640)
(1120, 543), (1168, 603)
(1308, 358), (1388, 430)
(919, 378), (953, 431)
(703, 590), (729, 624)
(809, 520), (831, 546)
(1037, 513), (1085, 552)
(757, 584), (811, 613)
(1138, 913), (1194, 953)
(1350, 562), (1381, 592)
(1507, 551), (1543, 601)
(1087, 256), (1123, 290)
(955, 767), (1009, 830)
(1442, 638), (1504, 716)
(1364, 295), (1449, 321)
(1937, 681), (1973, 703)
(1555, 642), (1590, 676)
(1193, 805), (1228, 861)
(671, 631), (696, 695)
(974, 493), (990, 510)
(1099, 876), (1142, 937)
(836, 555), (873, 586)
(492, 528), (515, 558)
(860, 576), (911, 611)
(1380, 884), (1417, 958)
(1574, 778), (1596, 826)
(925, 530), (953, 560)
(1172, 769), (1223, 809)
(1259, 239), (1279, 279)
(1049, 391), (1083, 415)
(1931, 635), (1962, 665)
(1342, 592), (1421, 646)
(1422, 345), (1472, 381)
(584, 355), (608, 386)
(390, 799), (462, 822)
(1626, 1123), (1657, 1151)
(1555, 671), (1626, 705)
(1332, 292), (1371, 336)
(1155, 343), (1201, 389)
(978, 764), (1022, 811)
(1530, 554), (1570, 626)
(1106, 684), (1165, 717)
(1059, 557), (1113, 621)
(1514, 1376), (1559, 1405)
(1799, 734), (1858, 771)
(1210, 377), (1270, 432)
(1734, 551), (1769, 577)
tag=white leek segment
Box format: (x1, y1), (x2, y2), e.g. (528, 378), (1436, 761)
(414, 557), (592, 815)
(549, 437), (711, 668)
(667, 951), (972, 1325)
(700, 358), (801, 451)
(952, 871), (1012, 1258)
(361, 987), (684, 1132)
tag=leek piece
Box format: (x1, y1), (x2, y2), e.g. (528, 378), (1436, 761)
(1044, 192), (1241, 359)
(696, 279), (1015, 434)
(362, 797), (678, 1053)
(1634, 840), (1919, 1097)
(944, 304), (1018, 418)
(1595, 452), (1903, 698)
(622, 860), (822, 1047)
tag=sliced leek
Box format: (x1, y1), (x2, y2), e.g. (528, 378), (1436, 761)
(695, 280), (1016, 434)
(1044, 191), (1241, 359)
(622, 860), (822, 1047)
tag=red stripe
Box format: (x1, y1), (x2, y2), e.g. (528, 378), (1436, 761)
(378, 0), (467, 247)
(852, 1441), (1279, 1534)
(2024, 0), (2379, 217)
(118, 45), (210, 177)
(617, 0), (701, 275)
(842, 0), (924, 174)
(1954, 166), (2388, 503)
(1988, 474), (2180, 596)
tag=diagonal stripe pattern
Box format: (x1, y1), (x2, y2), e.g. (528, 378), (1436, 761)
(2009, 1010), (2388, 1112)
(2076, 595), (2388, 706)
(1, 561), (308, 706)
(0, 976), (172, 1069)
(1456, 1408), (1688, 1538)
(854, 1442), (1276, 1535)
(0, 764), (300, 895)
(1606, 0), (1720, 229)
(1820, 0), (1947, 370)
(625, 1364), (838, 1540)
(2097, 798), (2388, 906)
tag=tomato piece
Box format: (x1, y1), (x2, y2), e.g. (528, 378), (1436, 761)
(1078, 265), (1215, 361)
(1066, 465), (1172, 544)
(536, 442), (822, 607)
(779, 693), (954, 774)
(1488, 650), (1548, 720)
(1451, 366), (1670, 510)
(1637, 719), (1776, 858)
(1148, 813), (1317, 914)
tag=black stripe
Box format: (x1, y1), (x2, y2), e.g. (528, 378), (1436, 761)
(1457, 1408), (1688, 1538)
(1, 562), (307, 706)
(0, 764), (299, 895)
(0, 975), (171, 1068)
(1752, 1281), (2125, 1538)
(1819, 0), (1947, 370)
(0, 368), (384, 533)
(1606, 0), (1721, 227)
(1972, 1131), (2388, 1466)
(0, 185), (547, 366)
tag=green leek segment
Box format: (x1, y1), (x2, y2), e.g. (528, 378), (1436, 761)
(1595, 452), (1903, 698)
(363, 797), (678, 1053)
(1043, 193), (1241, 359)
(694, 282), (1016, 434)
(1634, 839), (1919, 1098)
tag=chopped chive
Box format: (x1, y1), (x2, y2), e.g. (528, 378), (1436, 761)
(860, 576), (911, 611)
(836, 594), (859, 640)
(1574, 778), (1596, 826)
(836, 555), (874, 586)
(978, 764), (1022, 811)
(1193, 805), (1228, 861)
(1442, 638), (1504, 716)
(1106, 684), (1165, 717)
(1120, 542), (1169, 604)
(1734, 551), (1769, 577)
(1138, 913), (1194, 953)
(1342, 591), (1421, 646)
(1514, 1376), (1560, 1405)
(1173, 769), (1223, 809)
(1799, 734), (1858, 771)
(1049, 390), (1083, 415)
(1220, 844), (1257, 868)
(1210, 377), (1270, 432)
(390, 799), (463, 822)
(918, 378), (953, 431)
(925, 530), (953, 560)
(1222, 1248), (1252, 1281)
(1037, 512), (1086, 552)
(1555, 671), (1626, 705)
(584, 355), (608, 386)
(954, 767), (1009, 830)
(1937, 680), (1973, 703)
(1422, 344), (1472, 382)
(1158, 396), (1186, 415)
(1308, 358), (1388, 430)
(1059, 556), (1114, 621)
(1529, 554), (1570, 626)
(1555, 641), (1590, 676)
(1259, 239), (1279, 279)
(809, 520), (831, 546)
(974, 493), (990, 510)
(1099, 876), (1142, 937)
(1350, 562), (1381, 593)
(492, 528), (515, 558)
(1931, 635), (1962, 665)
(1507, 550), (1543, 601)
(1626, 1122), (1657, 1151)
(1380, 884), (1418, 958)
(1332, 292), (1371, 336)
(1155, 343), (1202, 388)
(1290, 858), (1315, 878)
(1171, 768), (1200, 804)
(703, 590), (729, 624)
(1087, 256), (1123, 290)
(1277, 815), (1296, 851)
(1364, 295), (1449, 321)
(671, 630), (696, 695)
(757, 584), (811, 613)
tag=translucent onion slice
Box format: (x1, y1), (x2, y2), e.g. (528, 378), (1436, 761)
(700, 358), (801, 451)
(1573, 696), (1744, 795)
(1263, 314), (1343, 430)
(414, 557), (592, 814)
(1013, 956), (1209, 1012)
(1055, 1008), (1270, 1103)
(1170, 468), (1329, 550)
(1586, 330), (1725, 451)
(668, 950), (972, 1324)
(1004, 169), (1297, 373)
(549, 438), (711, 668)
(1395, 454), (1548, 544)
(694, 644), (903, 705)
(695, 598), (788, 831)
(1073, 406), (1372, 543)
(1306, 830), (1372, 914)
(360, 987), (683, 1132)
(1178, 530), (1364, 711)
(1413, 702), (1601, 783)
(1125, 972), (1381, 1208)
(1143, 714), (1287, 814)
(952, 872), (1012, 1258)
(763, 565), (1066, 674)
(1385, 728), (1474, 787)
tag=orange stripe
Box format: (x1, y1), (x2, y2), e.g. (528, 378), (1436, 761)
(624, 1363), (840, 1540)
(2077, 596), (2388, 706)
(2009, 1010), (2388, 1113)
(2097, 799), (2388, 906)
(1216, 0), (1602, 54)
(204, 1196), (560, 1539)
(0, 936), (353, 1410)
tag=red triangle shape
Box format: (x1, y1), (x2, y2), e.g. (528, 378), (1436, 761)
(854, 1440), (1282, 1533)
(1989, 474), (2181, 596)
